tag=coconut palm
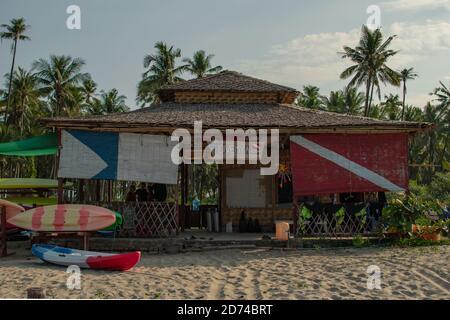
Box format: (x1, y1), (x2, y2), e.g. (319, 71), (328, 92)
(343, 87), (365, 115)
(183, 50), (222, 78)
(32, 55), (89, 117)
(84, 89), (128, 115)
(80, 78), (98, 105)
(5, 67), (45, 134)
(137, 41), (187, 106)
(0, 18), (31, 121)
(323, 90), (345, 113)
(380, 94), (402, 120)
(297, 85), (323, 110)
(403, 105), (423, 122)
(432, 81), (450, 120)
(340, 25), (400, 117)
(399, 68), (418, 120)
(99, 89), (128, 114)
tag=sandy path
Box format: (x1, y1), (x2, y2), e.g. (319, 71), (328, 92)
(0, 245), (449, 299)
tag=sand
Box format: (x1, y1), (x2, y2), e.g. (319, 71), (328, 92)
(0, 244), (449, 299)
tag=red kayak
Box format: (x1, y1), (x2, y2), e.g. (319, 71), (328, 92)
(32, 244), (141, 271)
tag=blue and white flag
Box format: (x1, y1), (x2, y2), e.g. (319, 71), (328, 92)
(58, 130), (178, 184)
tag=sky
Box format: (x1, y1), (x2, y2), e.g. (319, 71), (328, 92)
(1, 0), (450, 109)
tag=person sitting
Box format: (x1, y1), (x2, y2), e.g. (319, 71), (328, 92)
(125, 184), (136, 202)
(147, 184), (155, 202)
(136, 183), (149, 202)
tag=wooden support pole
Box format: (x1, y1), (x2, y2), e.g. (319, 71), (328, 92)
(56, 129), (64, 204)
(217, 164), (222, 232)
(180, 164), (186, 231)
(27, 287), (45, 299)
(0, 206), (7, 257)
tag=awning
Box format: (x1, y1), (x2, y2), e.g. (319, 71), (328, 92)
(290, 133), (409, 196)
(0, 178), (72, 190)
(0, 133), (58, 156)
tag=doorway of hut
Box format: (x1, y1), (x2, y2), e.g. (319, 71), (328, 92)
(180, 163), (220, 231)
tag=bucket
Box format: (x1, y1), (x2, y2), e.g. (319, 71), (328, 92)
(275, 221), (290, 240)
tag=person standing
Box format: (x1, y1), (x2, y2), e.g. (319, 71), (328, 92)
(125, 184), (137, 202)
(136, 183), (149, 202)
(153, 183), (167, 202)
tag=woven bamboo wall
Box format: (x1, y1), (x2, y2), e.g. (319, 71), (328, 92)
(173, 91), (298, 104)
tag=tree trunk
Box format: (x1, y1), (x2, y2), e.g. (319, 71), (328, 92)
(368, 81), (375, 117)
(364, 78), (371, 117)
(401, 81), (406, 121)
(5, 38), (18, 126)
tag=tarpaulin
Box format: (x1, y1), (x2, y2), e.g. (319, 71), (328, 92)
(0, 133), (57, 156)
(58, 130), (178, 184)
(290, 133), (409, 196)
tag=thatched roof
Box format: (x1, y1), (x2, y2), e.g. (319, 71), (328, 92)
(158, 71), (298, 93)
(42, 102), (430, 133)
(42, 71), (431, 133)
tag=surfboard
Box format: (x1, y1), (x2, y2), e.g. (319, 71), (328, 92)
(0, 199), (25, 230)
(7, 204), (116, 232)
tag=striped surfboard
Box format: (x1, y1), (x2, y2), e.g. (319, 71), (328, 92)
(7, 204), (116, 232)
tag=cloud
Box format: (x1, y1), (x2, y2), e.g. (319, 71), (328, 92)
(407, 93), (432, 108)
(237, 29), (360, 87)
(380, 0), (450, 12)
(237, 20), (450, 89)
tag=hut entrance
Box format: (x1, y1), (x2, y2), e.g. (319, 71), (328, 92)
(180, 164), (219, 231)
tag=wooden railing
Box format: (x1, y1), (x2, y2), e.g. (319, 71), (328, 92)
(82, 201), (178, 238)
(295, 203), (381, 238)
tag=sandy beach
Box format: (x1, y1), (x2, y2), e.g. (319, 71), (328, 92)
(0, 244), (449, 299)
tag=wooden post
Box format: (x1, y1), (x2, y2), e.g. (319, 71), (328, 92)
(217, 164), (222, 232)
(175, 167), (180, 234)
(78, 179), (85, 202)
(83, 232), (89, 250)
(0, 206), (7, 257)
(27, 287), (45, 299)
(180, 163), (187, 231)
(57, 179), (64, 204)
(56, 129), (64, 204)
(95, 180), (101, 202)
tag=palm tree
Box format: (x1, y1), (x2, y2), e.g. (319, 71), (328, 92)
(84, 89), (128, 115)
(99, 89), (128, 114)
(343, 87), (365, 115)
(380, 94), (402, 120)
(137, 41), (186, 106)
(32, 55), (89, 117)
(5, 67), (44, 134)
(80, 78), (98, 105)
(432, 81), (450, 117)
(399, 68), (418, 120)
(183, 50), (222, 78)
(297, 85), (323, 109)
(403, 105), (423, 122)
(0, 18), (31, 121)
(323, 90), (345, 113)
(340, 25), (400, 117)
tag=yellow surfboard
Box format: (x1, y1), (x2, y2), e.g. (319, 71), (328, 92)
(7, 204), (116, 232)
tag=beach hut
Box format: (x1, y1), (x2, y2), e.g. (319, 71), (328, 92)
(42, 71), (431, 238)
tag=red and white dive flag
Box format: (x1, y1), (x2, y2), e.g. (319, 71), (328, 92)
(290, 133), (409, 196)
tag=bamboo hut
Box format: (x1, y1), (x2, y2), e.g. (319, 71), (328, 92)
(42, 71), (431, 237)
